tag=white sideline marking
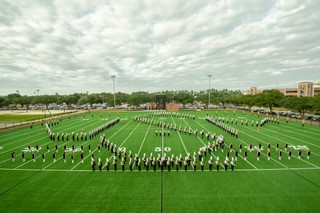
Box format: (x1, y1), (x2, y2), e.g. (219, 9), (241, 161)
(0, 167), (319, 173)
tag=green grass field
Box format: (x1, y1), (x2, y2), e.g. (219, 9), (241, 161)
(0, 112), (73, 122)
(0, 110), (319, 212)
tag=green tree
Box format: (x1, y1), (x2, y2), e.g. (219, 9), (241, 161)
(0, 97), (6, 108)
(255, 89), (285, 112)
(33, 95), (56, 111)
(13, 96), (33, 112)
(309, 94), (320, 113)
(241, 94), (256, 110)
(128, 91), (150, 106)
(174, 90), (194, 107)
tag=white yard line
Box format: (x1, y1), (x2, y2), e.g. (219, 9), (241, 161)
(170, 117), (188, 154)
(137, 123), (152, 156)
(0, 167), (319, 173)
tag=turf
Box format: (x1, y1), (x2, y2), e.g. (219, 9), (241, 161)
(0, 112), (73, 122)
(0, 110), (319, 212)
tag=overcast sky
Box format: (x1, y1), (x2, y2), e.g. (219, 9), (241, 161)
(0, 0), (319, 95)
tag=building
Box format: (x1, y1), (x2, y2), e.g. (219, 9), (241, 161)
(166, 103), (180, 111)
(244, 81), (319, 97)
(297, 82), (313, 97)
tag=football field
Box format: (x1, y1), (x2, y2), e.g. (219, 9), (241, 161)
(0, 110), (320, 212)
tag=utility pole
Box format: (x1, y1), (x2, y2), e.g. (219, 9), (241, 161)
(207, 74), (212, 108)
(111, 75), (116, 109)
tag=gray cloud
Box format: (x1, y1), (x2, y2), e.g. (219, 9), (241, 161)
(0, 0), (319, 95)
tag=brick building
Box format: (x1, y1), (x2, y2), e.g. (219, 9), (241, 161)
(244, 81), (319, 97)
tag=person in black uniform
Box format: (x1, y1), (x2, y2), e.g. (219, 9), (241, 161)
(121, 158), (125, 171)
(279, 150), (282, 160)
(53, 152), (56, 162)
(257, 149), (261, 161)
(160, 158), (164, 172)
(239, 143), (242, 153)
(98, 158), (102, 171)
(208, 157), (213, 171)
(55, 144), (58, 153)
(224, 158), (228, 171)
(184, 158), (188, 171)
(244, 150), (248, 160)
(10, 151), (15, 162)
(285, 143), (288, 151)
(193, 160), (197, 171)
(46, 144), (50, 152)
(21, 151), (25, 162)
(113, 156), (117, 171)
(201, 158), (205, 171)
(175, 157), (179, 171)
(80, 152), (84, 163)
(267, 149), (271, 160)
(298, 149), (302, 159)
(42, 152), (45, 162)
(151, 157), (156, 172)
(63, 152), (66, 163)
(71, 153), (74, 163)
(288, 150), (292, 160)
(138, 159), (141, 171)
(32, 152), (35, 162)
(235, 150), (238, 161)
(167, 158), (171, 172)
(231, 158), (235, 171)
(307, 149), (311, 159)
(88, 144), (91, 153)
(129, 158), (133, 171)
(216, 157), (220, 171)
(106, 158), (110, 171)
(91, 159), (96, 171)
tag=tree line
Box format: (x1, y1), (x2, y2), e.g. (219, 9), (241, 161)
(0, 89), (319, 115)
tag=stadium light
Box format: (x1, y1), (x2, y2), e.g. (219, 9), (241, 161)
(207, 74), (212, 108)
(111, 75), (116, 109)
(36, 89), (40, 96)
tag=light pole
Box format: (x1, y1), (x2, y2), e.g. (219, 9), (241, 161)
(111, 75), (116, 109)
(36, 89), (40, 96)
(207, 74), (212, 108)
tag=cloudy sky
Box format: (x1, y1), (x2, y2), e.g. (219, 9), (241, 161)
(0, 0), (319, 95)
